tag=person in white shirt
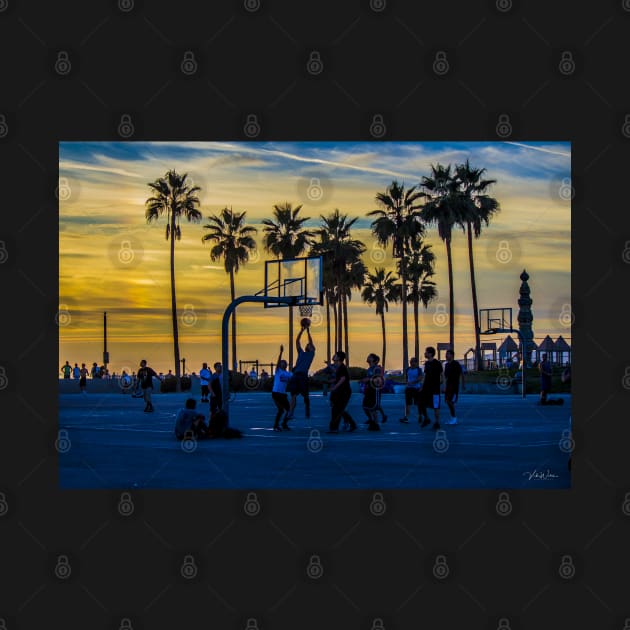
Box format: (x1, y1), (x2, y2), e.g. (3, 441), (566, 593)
(199, 362), (211, 402)
(399, 357), (423, 424)
(271, 345), (292, 432)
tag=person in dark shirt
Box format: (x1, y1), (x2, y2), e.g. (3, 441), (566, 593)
(443, 349), (464, 425)
(419, 346), (443, 430)
(137, 359), (158, 412)
(61, 361), (72, 379)
(360, 353), (383, 430)
(210, 362), (223, 413)
(286, 325), (316, 420)
(327, 351), (357, 433)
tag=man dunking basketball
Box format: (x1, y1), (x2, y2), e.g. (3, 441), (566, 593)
(286, 319), (315, 420)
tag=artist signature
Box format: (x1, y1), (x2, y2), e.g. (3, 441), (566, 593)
(522, 469), (559, 481)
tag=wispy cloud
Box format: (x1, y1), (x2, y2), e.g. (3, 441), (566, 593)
(504, 141), (571, 158)
(59, 160), (143, 178)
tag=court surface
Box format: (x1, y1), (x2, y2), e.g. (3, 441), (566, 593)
(58, 390), (571, 489)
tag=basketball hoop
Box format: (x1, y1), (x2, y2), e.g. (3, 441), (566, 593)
(298, 304), (313, 317)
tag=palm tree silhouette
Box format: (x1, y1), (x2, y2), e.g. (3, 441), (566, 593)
(202, 207), (257, 372)
(455, 160), (501, 370)
(341, 256), (367, 365)
(420, 164), (462, 353)
(404, 240), (438, 360)
(368, 181), (424, 375)
(361, 268), (398, 371)
(145, 169), (202, 387)
(262, 202), (314, 369)
(311, 210), (366, 362)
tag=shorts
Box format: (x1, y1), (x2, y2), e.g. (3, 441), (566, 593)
(362, 387), (381, 409)
(287, 372), (309, 396)
(444, 387), (458, 403)
(143, 387), (153, 403)
(79, 377), (86, 388)
(201, 384), (209, 397)
(421, 390), (440, 409)
(272, 391), (290, 411)
(405, 387), (421, 406)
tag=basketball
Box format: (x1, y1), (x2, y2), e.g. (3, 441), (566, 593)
(301, 317), (311, 329)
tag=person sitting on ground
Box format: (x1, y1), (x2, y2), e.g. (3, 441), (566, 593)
(174, 398), (208, 440)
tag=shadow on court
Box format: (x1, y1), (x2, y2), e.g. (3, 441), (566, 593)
(58, 391), (571, 489)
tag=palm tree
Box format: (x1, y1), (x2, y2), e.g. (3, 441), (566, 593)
(368, 181), (424, 375)
(262, 202), (314, 369)
(455, 160), (501, 370)
(405, 241), (438, 360)
(361, 268), (398, 370)
(420, 164), (462, 353)
(202, 207), (257, 372)
(145, 169), (202, 386)
(341, 256), (367, 365)
(311, 210), (366, 360)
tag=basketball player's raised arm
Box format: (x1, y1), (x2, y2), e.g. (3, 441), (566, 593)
(296, 327), (304, 352)
(276, 345), (284, 369)
(306, 328), (314, 349)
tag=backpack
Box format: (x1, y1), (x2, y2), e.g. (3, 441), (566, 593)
(222, 427), (243, 439)
(208, 409), (243, 438)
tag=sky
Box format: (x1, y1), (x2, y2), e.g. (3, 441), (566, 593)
(59, 141), (571, 375)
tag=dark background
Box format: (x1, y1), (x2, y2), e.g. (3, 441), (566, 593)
(1, 0), (629, 628)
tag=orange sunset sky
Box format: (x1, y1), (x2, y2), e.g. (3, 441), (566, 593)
(59, 141), (571, 375)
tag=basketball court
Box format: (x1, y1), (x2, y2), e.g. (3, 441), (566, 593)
(58, 389), (571, 489)
(57, 256), (572, 489)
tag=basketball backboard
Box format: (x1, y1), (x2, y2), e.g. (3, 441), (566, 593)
(479, 307), (513, 334)
(262, 256), (323, 308)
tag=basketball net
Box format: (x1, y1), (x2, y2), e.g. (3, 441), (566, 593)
(298, 304), (313, 317)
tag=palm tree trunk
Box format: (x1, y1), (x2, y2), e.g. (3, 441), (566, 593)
(326, 293), (331, 363)
(332, 295), (338, 351)
(343, 293), (349, 366)
(380, 310), (386, 371)
(288, 306), (294, 370)
(230, 269), (237, 373)
(337, 286), (343, 352)
(446, 236), (455, 353)
(170, 214), (181, 392)
(401, 260), (409, 376)
(467, 222), (482, 370)
(413, 296), (420, 361)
